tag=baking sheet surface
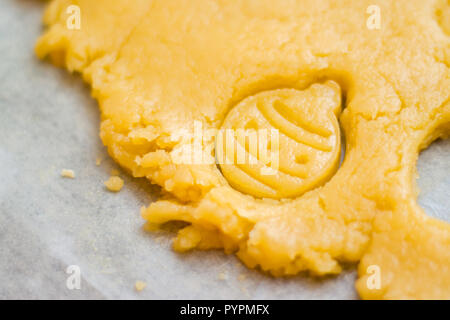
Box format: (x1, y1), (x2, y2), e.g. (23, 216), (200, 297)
(0, 0), (449, 299)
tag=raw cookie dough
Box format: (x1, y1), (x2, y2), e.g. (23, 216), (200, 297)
(36, 0), (450, 299)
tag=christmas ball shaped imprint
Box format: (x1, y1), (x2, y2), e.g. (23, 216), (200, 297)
(217, 81), (342, 199)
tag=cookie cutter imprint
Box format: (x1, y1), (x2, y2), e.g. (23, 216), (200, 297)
(217, 81), (342, 199)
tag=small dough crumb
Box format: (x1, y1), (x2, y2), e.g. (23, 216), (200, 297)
(135, 281), (146, 291)
(95, 157), (102, 166)
(61, 169), (75, 179)
(104, 176), (124, 192)
(218, 272), (228, 281)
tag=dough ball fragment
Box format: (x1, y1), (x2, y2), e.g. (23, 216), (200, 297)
(218, 272), (228, 281)
(135, 281), (147, 292)
(104, 176), (124, 192)
(61, 169), (75, 179)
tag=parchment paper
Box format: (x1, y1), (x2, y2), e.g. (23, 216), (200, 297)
(0, 0), (448, 299)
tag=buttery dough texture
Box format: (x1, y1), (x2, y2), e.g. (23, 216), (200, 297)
(36, 0), (450, 299)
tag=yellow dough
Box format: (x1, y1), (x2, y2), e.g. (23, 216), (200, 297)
(36, 0), (450, 299)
